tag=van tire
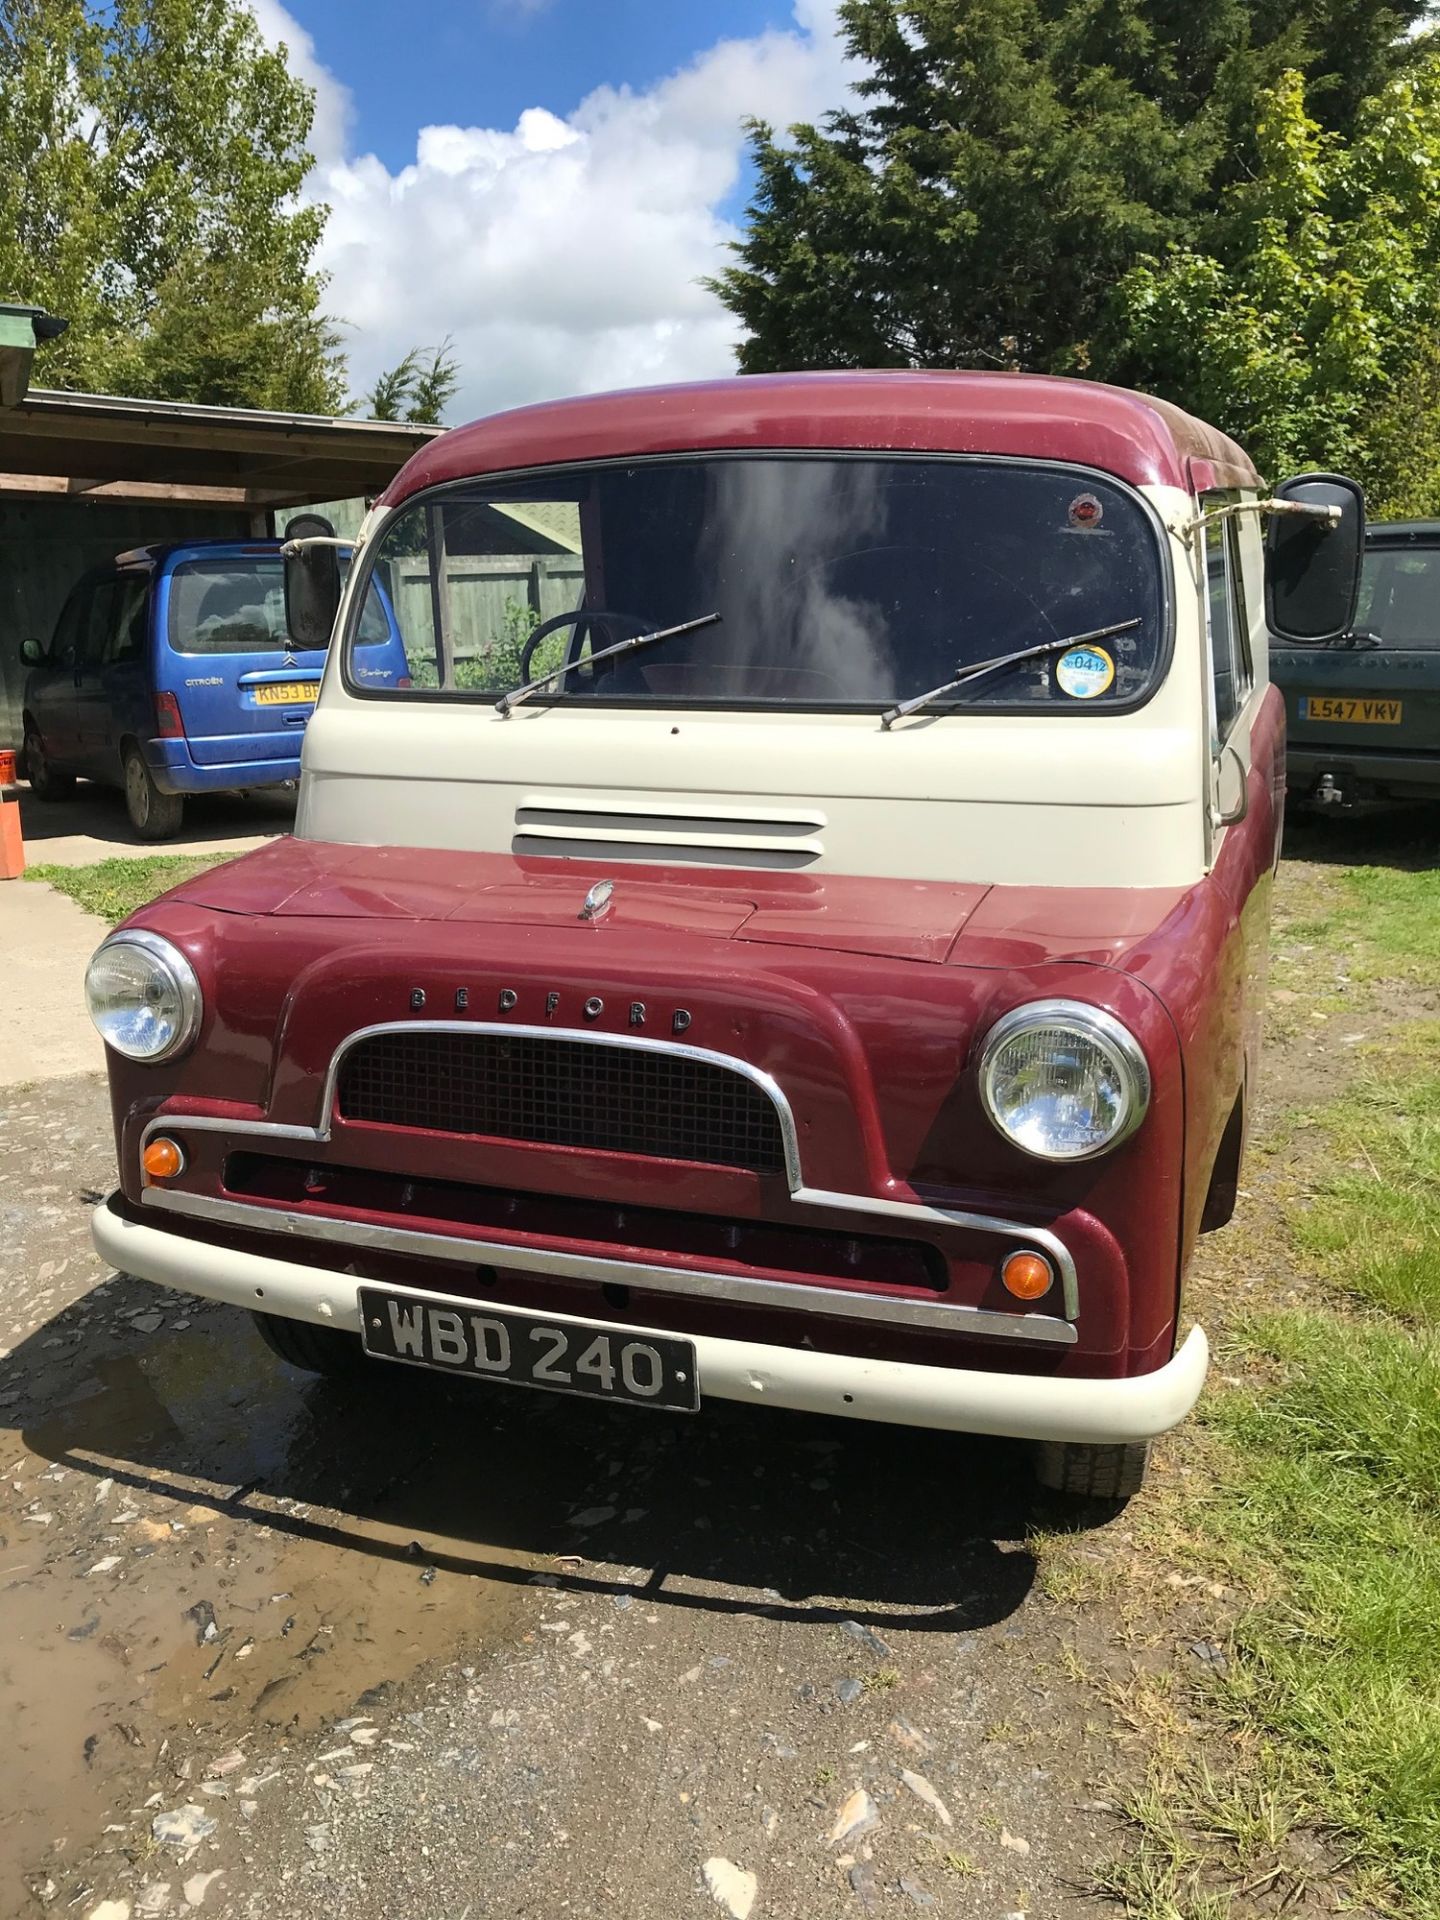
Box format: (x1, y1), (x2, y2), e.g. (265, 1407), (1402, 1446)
(251, 1310), (366, 1378)
(23, 721), (76, 800)
(1033, 1439), (1151, 1500)
(123, 743), (184, 840)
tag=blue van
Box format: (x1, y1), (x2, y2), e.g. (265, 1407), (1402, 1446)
(19, 537), (406, 839)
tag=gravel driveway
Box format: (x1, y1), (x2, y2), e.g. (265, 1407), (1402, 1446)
(2, 1077), (1129, 1920)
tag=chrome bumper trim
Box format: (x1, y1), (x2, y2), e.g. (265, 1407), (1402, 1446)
(136, 1185), (1078, 1346)
(138, 1105), (1081, 1322)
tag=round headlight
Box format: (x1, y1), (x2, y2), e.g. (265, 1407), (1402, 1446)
(85, 931), (202, 1063)
(979, 1000), (1149, 1162)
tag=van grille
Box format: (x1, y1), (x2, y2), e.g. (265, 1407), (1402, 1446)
(336, 1030), (788, 1175)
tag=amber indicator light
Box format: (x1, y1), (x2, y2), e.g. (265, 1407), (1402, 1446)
(1001, 1249), (1054, 1301)
(142, 1137), (185, 1181)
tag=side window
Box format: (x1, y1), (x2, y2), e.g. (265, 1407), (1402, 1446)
(50, 581), (89, 670)
(357, 494), (587, 693)
(1204, 512), (1254, 746)
(104, 578), (149, 666)
(78, 579), (120, 671)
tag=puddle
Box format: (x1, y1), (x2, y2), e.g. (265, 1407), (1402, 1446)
(1, 1315), (532, 1911)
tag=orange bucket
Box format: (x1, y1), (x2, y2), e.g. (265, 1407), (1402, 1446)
(0, 749), (15, 786)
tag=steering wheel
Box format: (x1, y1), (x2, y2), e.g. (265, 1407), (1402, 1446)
(518, 607), (652, 682)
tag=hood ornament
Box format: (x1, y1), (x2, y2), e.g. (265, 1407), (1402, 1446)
(579, 878), (615, 923)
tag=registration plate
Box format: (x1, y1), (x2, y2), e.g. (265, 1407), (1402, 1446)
(358, 1287), (700, 1411)
(1299, 695), (1402, 724)
(253, 680), (318, 705)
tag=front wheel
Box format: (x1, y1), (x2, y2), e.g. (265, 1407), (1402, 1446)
(1033, 1439), (1151, 1500)
(123, 744), (184, 840)
(23, 723), (76, 800)
(252, 1310), (366, 1378)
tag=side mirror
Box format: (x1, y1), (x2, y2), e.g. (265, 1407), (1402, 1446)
(1265, 473), (1365, 644)
(19, 637), (43, 667)
(283, 512), (341, 650)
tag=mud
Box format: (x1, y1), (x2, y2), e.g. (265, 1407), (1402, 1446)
(1, 1239), (550, 1905)
(1, 1079), (1103, 1918)
(1, 1260), (1062, 1915)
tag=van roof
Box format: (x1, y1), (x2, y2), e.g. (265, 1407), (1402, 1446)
(380, 369), (1261, 508)
(113, 538), (284, 567)
(1366, 520), (1440, 543)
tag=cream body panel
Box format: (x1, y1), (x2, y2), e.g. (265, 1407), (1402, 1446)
(298, 484), (1209, 890)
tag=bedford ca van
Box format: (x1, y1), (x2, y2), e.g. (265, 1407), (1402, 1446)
(84, 373), (1362, 1498)
(20, 528), (406, 839)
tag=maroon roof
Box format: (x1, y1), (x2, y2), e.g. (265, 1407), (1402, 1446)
(380, 370), (1261, 508)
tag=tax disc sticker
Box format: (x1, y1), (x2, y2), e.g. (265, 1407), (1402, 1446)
(1055, 645), (1115, 699)
(1067, 492), (1104, 530)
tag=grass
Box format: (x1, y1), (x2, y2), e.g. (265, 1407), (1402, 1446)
(1089, 1783), (1235, 1920)
(1274, 861), (1440, 987)
(25, 853), (224, 925)
(1115, 856), (1440, 1915)
(1199, 1067), (1440, 1915)
(1341, 865), (1440, 981)
(1211, 1307), (1440, 1889)
(1044, 853), (1440, 1915)
(1289, 1055), (1440, 1323)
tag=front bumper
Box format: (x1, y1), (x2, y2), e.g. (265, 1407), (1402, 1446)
(93, 1196), (1209, 1445)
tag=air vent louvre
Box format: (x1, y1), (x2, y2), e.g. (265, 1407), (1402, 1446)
(513, 796), (825, 868)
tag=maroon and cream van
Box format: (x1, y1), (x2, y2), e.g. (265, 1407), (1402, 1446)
(85, 373), (1363, 1498)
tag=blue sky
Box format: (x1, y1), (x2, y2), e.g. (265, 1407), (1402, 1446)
(252, 0), (854, 420)
(285, 0), (805, 179)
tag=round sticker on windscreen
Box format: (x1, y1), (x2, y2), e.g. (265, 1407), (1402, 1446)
(1056, 645), (1115, 699)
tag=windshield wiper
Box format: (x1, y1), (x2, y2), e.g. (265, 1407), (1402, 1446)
(879, 619), (1143, 730)
(494, 611), (722, 718)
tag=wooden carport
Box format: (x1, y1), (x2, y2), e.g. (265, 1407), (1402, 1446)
(0, 388), (438, 514)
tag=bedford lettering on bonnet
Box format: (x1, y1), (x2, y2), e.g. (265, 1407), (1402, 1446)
(408, 985), (692, 1030)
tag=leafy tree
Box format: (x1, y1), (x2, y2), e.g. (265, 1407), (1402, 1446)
(110, 252), (346, 412)
(365, 350), (423, 423)
(408, 340), (462, 425)
(712, 0), (1433, 378)
(364, 338), (461, 424)
(0, 0), (344, 410)
(1103, 65), (1440, 505)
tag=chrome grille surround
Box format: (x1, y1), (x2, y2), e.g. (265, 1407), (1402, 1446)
(337, 1025), (789, 1175)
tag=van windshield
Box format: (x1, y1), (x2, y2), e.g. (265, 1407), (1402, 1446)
(348, 456), (1167, 710)
(168, 555), (391, 656)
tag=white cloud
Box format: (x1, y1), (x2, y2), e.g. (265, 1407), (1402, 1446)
(251, 3), (855, 421)
(245, 0), (352, 170)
